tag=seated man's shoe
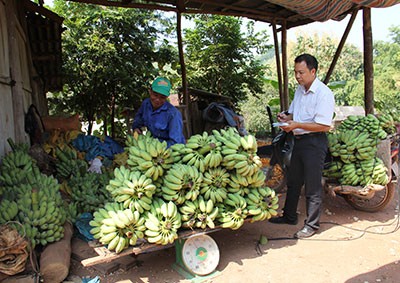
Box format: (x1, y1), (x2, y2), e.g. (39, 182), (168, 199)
(294, 226), (317, 239)
(268, 216), (298, 225)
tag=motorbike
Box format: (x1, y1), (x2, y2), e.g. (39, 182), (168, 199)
(257, 106), (399, 212)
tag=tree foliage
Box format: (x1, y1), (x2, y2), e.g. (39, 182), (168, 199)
(50, 1), (178, 136)
(183, 15), (272, 103)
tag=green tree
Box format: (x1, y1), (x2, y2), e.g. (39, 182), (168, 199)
(50, 1), (178, 136)
(290, 33), (363, 106)
(183, 15), (272, 103)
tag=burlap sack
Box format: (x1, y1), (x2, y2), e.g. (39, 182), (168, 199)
(0, 224), (29, 275)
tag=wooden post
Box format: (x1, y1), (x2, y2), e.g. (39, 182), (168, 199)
(324, 8), (358, 85)
(363, 7), (374, 115)
(281, 20), (289, 110)
(176, 10), (191, 137)
(7, 0), (27, 143)
(272, 21), (283, 110)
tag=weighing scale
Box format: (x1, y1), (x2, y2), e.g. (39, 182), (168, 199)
(173, 233), (220, 281)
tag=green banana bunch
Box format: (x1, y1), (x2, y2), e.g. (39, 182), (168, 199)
(55, 146), (88, 180)
(144, 199), (181, 245)
(161, 163), (203, 204)
(179, 196), (219, 229)
(68, 172), (112, 214)
(186, 131), (223, 169)
(0, 199), (19, 224)
(126, 133), (174, 181)
(338, 114), (387, 140)
(91, 202), (146, 253)
(169, 143), (186, 163)
(216, 194), (247, 230)
(200, 167), (230, 203)
(245, 186), (279, 222)
(106, 168), (155, 213)
(377, 113), (396, 135)
(0, 149), (36, 188)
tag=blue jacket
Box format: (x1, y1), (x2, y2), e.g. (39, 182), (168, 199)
(132, 98), (186, 147)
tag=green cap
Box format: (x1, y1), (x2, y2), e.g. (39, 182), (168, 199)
(151, 77), (171, 97)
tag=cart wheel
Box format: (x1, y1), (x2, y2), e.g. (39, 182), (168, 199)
(263, 162), (287, 193)
(343, 182), (396, 212)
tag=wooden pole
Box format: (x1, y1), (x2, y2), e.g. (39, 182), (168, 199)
(324, 8), (359, 85)
(363, 7), (374, 115)
(272, 21), (283, 110)
(7, 0), (27, 144)
(176, 10), (191, 137)
(281, 20), (289, 110)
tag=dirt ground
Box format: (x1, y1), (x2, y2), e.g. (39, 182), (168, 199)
(68, 186), (400, 283)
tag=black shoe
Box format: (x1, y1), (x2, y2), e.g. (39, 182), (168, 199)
(268, 216), (298, 225)
(294, 226), (317, 239)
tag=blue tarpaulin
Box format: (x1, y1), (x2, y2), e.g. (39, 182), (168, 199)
(72, 134), (124, 161)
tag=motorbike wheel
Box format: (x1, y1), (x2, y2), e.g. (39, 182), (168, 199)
(343, 182), (396, 212)
(263, 163), (287, 193)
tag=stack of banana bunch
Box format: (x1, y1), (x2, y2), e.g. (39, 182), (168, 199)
(161, 163), (203, 204)
(126, 132), (174, 181)
(0, 150), (35, 191)
(68, 172), (112, 214)
(338, 114), (388, 140)
(90, 202), (146, 253)
(328, 130), (378, 164)
(245, 186), (279, 222)
(179, 131), (223, 172)
(213, 127), (263, 177)
(217, 193), (248, 230)
(55, 146), (88, 181)
(144, 198), (181, 245)
(5, 169), (67, 248)
(228, 169), (266, 196)
(179, 195), (219, 229)
(377, 113), (397, 135)
(325, 114), (390, 186)
(199, 167), (230, 203)
(331, 157), (389, 186)
(106, 167), (156, 213)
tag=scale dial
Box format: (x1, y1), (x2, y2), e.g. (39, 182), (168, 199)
(181, 234), (220, 276)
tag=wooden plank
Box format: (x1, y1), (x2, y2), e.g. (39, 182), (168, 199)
(81, 228), (222, 267)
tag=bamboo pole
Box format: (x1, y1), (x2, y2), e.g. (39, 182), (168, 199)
(324, 8), (359, 85)
(272, 21), (283, 108)
(363, 7), (374, 115)
(281, 20), (289, 110)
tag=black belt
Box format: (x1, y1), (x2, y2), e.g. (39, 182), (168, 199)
(294, 132), (325, 140)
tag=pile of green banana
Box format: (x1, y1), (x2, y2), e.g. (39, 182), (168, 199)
(325, 114), (391, 186)
(144, 198), (181, 245)
(0, 147), (69, 248)
(126, 132), (174, 181)
(179, 131), (223, 172)
(161, 163), (203, 204)
(179, 196), (219, 229)
(217, 193), (248, 230)
(68, 172), (112, 214)
(91, 127), (279, 253)
(214, 128), (263, 177)
(0, 150), (35, 190)
(90, 202), (146, 253)
(106, 167), (156, 213)
(377, 113), (397, 135)
(326, 157), (389, 186)
(338, 114), (388, 140)
(245, 186), (279, 222)
(55, 146), (88, 180)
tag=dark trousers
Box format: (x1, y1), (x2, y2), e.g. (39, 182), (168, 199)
(283, 133), (328, 230)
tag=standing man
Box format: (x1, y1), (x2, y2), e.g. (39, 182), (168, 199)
(269, 54), (335, 239)
(132, 77), (186, 147)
